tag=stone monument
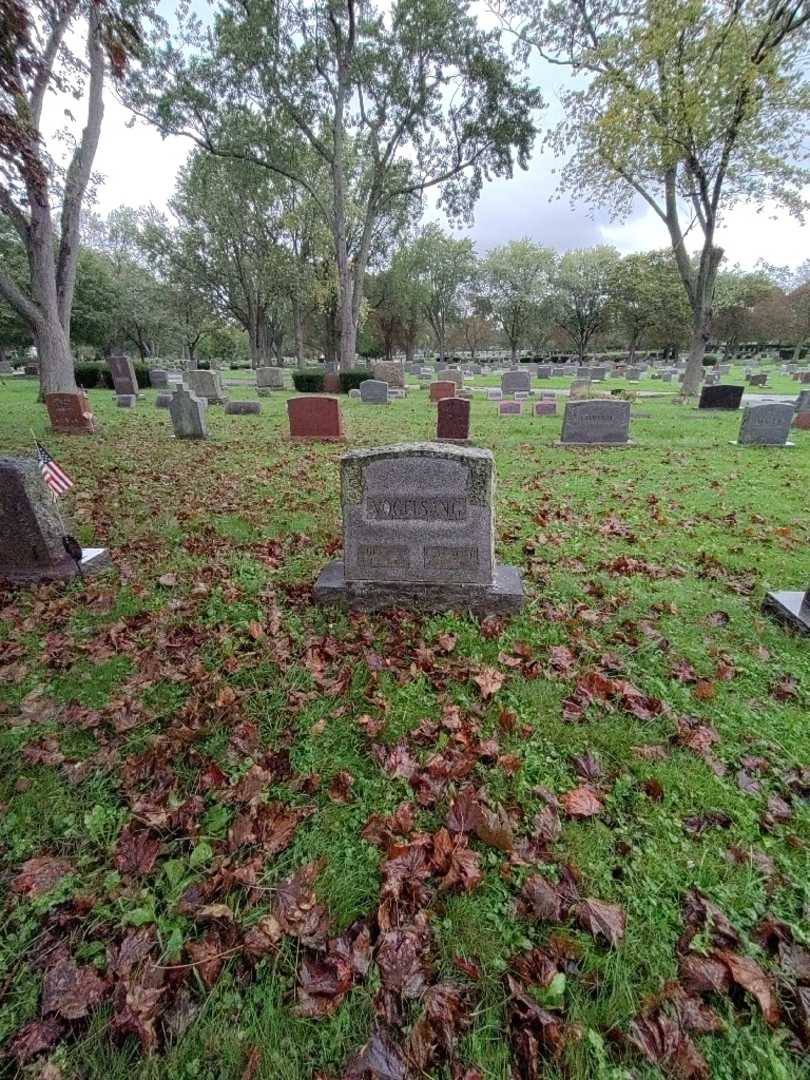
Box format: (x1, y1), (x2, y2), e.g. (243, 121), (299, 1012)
(287, 396), (345, 441)
(735, 403), (794, 446)
(372, 361), (405, 389)
(186, 369), (227, 404)
(559, 399), (631, 445)
(436, 397), (470, 443)
(256, 367), (285, 396)
(224, 400), (262, 415)
(313, 443), (523, 614)
(698, 385), (744, 410)
(169, 387), (208, 439)
(763, 583), (810, 634)
(501, 370), (531, 397)
(45, 391), (96, 434)
(0, 458), (109, 583)
(430, 380), (456, 403)
(359, 379), (389, 404)
(108, 355), (139, 397)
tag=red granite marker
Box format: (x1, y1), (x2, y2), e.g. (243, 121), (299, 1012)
(430, 380), (456, 403)
(45, 391), (96, 434)
(437, 397), (470, 443)
(287, 395), (346, 441)
(323, 372), (341, 394)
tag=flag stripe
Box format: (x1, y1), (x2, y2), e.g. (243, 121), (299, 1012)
(35, 442), (74, 497)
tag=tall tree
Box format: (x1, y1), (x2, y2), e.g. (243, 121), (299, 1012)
(413, 225), (477, 362)
(481, 238), (554, 360)
(505, 0), (810, 394)
(129, 0), (539, 366)
(552, 246), (619, 360)
(0, 0), (152, 395)
(608, 251), (690, 359)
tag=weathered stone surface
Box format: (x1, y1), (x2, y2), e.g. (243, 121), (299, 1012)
(736, 403), (794, 446)
(699, 384), (744, 410)
(436, 397), (470, 442)
(45, 391), (96, 434)
(499, 401), (522, 416)
(372, 361), (405, 388)
(443, 369), (464, 388)
(560, 399), (631, 445)
(186, 369), (227, 404)
(224, 400), (262, 415)
(108, 355), (139, 397)
(487, 389), (502, 400)
(116, 395), (137, 408)
(534, 400), (557, 416)
(747, 372), (768, 387)
(155, 393), (173, 409)
(314, 443), (522, 614)
(430, 380), (456, 403)
(169, 387), (208, 438)
(256, 366), (285, 390)
(763, 587), (810, 634)
(287, 395), (345, 441)
(501, 370), (531, 396)
(0, 457), (110, 583)
(348, 388), (361, 399)
(360, 379), (389, 404)
(148, 368), (169, 389)
(0, 360), (14, 374)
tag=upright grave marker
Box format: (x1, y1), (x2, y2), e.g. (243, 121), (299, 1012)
(430, 380), (456, 404)
(372, 361), (405, 389)
(501, 370), (531, 397)
(314, 443), (523, 614)
(287, 396), (345, 441)
(186, 369), (227, 405)
(359, 379), (389, 404)
(149, 368), (169, 390)
(256, 367), (285, 395)
(436, 397), (470, 443)
(699, 385), (744, 410)
(45, 391), (96, 434)
(735, 403), (794, 446)
(559, 400), (631, 445)
(169, 387), (208, 439)
(0, 458), (109, 583)
(108, 355), (139, 397)
(763, 583), (810, 634)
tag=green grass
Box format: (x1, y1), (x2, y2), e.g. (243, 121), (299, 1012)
(0, 372), (808, 1079)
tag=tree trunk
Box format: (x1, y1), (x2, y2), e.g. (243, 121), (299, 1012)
(36, 315), (76, 398)
(293, 299), (305, 367)
(510, 343), (517, 363)
(682, 318), (708, 396)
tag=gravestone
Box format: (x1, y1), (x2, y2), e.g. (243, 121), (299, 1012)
(626, 367), (642, 382)
(169, 387), (208, 439)
(560, 399), (631, 445)
(108, 355), (139, 397)
(225, 400), (262, 415)
(536, 366), (552, 379)
(735, 403), (794, 446)
(429, 381), (456, 403)
(501, 370), (531, 397)
(0, 360), (13, 374)
(313, 443), (523, 614)
(24, 364), (39, 377)
(373, 361), (405, 388)
(436, 397), (470, 443)
(534, 400), (557, 416)
(116, 395), (137, 408)
(149, 369), (169, 390)
(359, 379), (389, 404)
(0, 457), (110, 583)
(443, 369), (463, 389)
(499, 401), (522, 416)
(287, 396), (345, 442)
(155, 393), (173, 409)
(698, 385), (744, 410)
(45, 391), (96, 434)
(793, 389), (810, 429)
(348, 388), (361, 400)
(256, 367), (285, 395)
(186, 369), (227, 404)
(763, 583), (810, 634)
(487, 389), (502, 400)
(800, 371), (810, 384)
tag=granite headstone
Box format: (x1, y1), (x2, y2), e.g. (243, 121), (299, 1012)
(736, 403), (794, 446)
(169, 387), (208, 439)
(560, 399), (631, 445)
(436, 397), (470, 443)
(287, 396), (345, 441)
(698, 385), (744, 410)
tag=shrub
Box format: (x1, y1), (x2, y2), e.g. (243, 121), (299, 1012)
(702, 353), (719, 366)
(74, 363), (106, 389)
(338, 369), (369, 393)
(292, 369), (325, 393)
(196, 359), (210, 370)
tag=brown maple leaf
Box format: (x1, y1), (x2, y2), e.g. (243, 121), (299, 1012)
(11, 856), (72, 899)
(574, 898), (626, 947)
(561, 784), (604, 818)
(41, 958), (106, 1020)
(472, 667), (504, 699)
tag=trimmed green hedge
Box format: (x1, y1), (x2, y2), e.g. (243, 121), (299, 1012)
(292, 369), (325, 393)
(338, 369), (370, 393)
(74, 362), (152, 389)
(702, 354), (719, 366)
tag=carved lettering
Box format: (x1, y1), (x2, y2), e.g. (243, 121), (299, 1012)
(423, 545), (479, 570)
(366, 497), (467, 521)
(356, 544), (409, 569)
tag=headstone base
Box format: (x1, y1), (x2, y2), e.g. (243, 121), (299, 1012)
(313, 560), (524, 615)
(554, 440), (634, 448)
(4, 546), (111, 585)
(289, 434), (346, 443)
(763, 591), (810, 634)
(730, 441), (794, 448)
(434, 437), (471, 445)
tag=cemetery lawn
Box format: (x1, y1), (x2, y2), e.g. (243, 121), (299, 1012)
(1, 377), (809, 1080)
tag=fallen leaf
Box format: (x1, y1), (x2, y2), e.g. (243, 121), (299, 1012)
(574, 898), (625, 947)
(561, 784), (603, 818)
(41, 958), (106, 1020)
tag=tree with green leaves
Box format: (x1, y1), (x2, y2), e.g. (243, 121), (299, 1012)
(412, 226), (477, 362)
(504, 0), (810, 394)
(552, 246), (619, 360)
(129, 0), (539, 366)
(0, 0), (154, 395)
(607, 251), (691, 359)
(711, 267), (776, 350)
(481, 238), (555, 361)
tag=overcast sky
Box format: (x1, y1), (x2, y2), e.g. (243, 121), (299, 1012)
(55, 11), (810, 271)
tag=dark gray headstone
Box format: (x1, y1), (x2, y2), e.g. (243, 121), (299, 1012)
(698, 385), (744, 410)
(560, 399), (631, 445)
(116, 395), (137, 408)
(313, 443), (523, 614)
(155, 393), (173, 409)
(736, 403), (794, 446)
(149, 369), (169, 390)
(501, 370), (531, 396)
(108, 355), (139, 397)
(169, 387), (208, 439)
(359, 379), (389, 404)
(763, 586), (810, 634)
(0, 458), (110, 583)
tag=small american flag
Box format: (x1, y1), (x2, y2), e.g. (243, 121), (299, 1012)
(36, 441), (74, 497)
